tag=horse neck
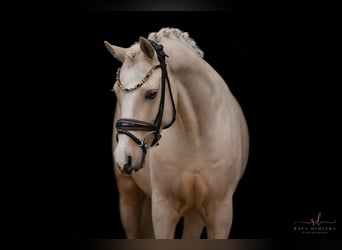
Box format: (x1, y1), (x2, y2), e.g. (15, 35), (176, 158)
(166, 44), (234, 142)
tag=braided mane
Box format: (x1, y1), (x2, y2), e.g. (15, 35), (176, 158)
(148, 28), (204, 58)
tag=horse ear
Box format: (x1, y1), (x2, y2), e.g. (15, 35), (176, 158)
(104, 41), (127, 62)
(139, 37), (155, 60)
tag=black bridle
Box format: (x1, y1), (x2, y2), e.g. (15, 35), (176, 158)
(115, 40), (176, 156)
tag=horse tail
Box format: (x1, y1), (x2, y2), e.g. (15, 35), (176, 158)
(139, 196), (154, 238)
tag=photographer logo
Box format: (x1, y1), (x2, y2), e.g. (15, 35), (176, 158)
(293, 212), (336, 235)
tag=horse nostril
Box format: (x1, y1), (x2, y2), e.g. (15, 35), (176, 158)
(123, 155), (133, 174)
(127, 155), (132, 166)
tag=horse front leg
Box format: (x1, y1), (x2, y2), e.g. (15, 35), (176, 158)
(151, 192), (183, 239)
(116, 173), (145, 239)
(202, 195), (234, 239)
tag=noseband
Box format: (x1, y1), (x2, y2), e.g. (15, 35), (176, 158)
(115, 40), (177, 156)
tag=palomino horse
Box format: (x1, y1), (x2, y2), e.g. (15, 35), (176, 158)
(104, 28), (249, 239)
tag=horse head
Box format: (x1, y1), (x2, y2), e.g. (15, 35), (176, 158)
(105, 37), (177, 174)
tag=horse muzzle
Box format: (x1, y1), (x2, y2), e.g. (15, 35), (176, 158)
(114, 134), (147, 175)
(115, 152), (144, 175)
(122, 155), (139, 174)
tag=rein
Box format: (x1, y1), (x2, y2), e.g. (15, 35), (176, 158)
(115, 40), (177, 156)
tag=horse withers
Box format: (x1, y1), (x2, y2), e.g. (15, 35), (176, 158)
(104, 28), (249, 239)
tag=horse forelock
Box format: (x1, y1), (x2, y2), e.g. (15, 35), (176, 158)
(126, 43), (139, 61)
(147, 28), (204, 58)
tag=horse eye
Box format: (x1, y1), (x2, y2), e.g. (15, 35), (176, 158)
(145, 89), (158, 100)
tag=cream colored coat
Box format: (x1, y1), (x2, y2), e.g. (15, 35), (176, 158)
(104, 28), (249, 239)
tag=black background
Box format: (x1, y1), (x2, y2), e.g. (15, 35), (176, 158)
(65, 2), (341, 240)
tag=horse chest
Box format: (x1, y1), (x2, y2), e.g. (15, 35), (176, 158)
(154, 162), (220, 205)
